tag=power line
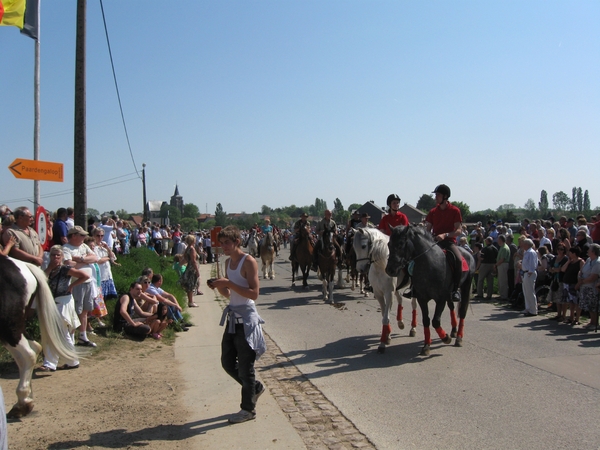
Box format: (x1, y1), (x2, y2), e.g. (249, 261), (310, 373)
(99, 0), (141, 179)
(0, 173), (140, 204)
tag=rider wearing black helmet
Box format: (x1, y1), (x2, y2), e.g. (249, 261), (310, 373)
(378, 194), (408, 236)
(425, 184), (463, 302)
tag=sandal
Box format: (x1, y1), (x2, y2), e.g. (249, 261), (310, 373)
(572, 320), (581, 326)
(188, 303), (199, 308)
(37, 365), (55, 372)
(77, 339), (97, 348)
(151, 333), (162, 340)
(57, 364), (79, 370)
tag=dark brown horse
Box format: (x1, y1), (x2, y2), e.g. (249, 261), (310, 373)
(291, 226), (313, 287)
(317, 228), (339, 304)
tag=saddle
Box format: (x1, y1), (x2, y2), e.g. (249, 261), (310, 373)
(442, 249), (469, 272)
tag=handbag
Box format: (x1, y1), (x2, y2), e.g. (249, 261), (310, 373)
(550, 278), (559, 292)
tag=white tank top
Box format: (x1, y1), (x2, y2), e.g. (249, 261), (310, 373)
(227, 254), (254, 310)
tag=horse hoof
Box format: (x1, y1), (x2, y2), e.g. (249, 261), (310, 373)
(377, 346), (386, 354)
(450, 329), (457, 339)
(420, 345), (431, 356)
(442, 335), (452, 345)
(7, 402), (33, 419)
(291, 282), (296, 287)
(398, 321), (405, 330)
(409, 328), (417, 337)
(455, 337), (463, 347)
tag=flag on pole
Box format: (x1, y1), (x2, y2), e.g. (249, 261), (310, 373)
(0, 0), (39, 40)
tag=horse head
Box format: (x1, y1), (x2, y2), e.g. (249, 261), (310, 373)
(385, 224), (413, 277)
(352, 227), (372, 273)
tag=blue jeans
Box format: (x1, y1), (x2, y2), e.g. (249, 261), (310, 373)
(221, 323), (259, 412)
(167, 305), (183, 321)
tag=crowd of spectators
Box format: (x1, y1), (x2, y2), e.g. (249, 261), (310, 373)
(462, 215), (600, 326)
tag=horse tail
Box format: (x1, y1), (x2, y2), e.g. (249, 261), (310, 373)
(26, 263), (82, 363)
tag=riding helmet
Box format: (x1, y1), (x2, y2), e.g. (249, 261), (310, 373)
(386, 193), (401, 207)
(432, 184), (451, 199)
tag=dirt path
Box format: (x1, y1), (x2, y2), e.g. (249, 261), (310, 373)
(1, 337), (189, 450)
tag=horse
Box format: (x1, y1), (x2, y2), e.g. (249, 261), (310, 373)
(334, 232), (346, 288)
(291, 226), (313, 288)
(316, 228), (339, 304)
(345, 230), (368, 295)
(0, 256), (81, 418)
(246, 229), (259, 257)
(353, 227), (417, 353)
(385, 224), (475, 356)
(259, 231), (275, 279)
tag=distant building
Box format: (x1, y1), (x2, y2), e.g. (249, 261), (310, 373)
(170, 184), (184, 215)
(399, 203), (427, 224)
(356, 201), (387, 226)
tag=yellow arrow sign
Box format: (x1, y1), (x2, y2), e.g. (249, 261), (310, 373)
(8, 158), (64, 182)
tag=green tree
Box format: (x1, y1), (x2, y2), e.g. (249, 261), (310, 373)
(86, 208), (100, 218)
(180, 217), (197, 231)
(577, 187), (583, 212)
(552, 191), (570, 211)
(215, 203), (227, 227)
(182, 203), (200, 219)
(584, 190), (591, 212)
(348, 203), (362, 213)
(571, 187), (578, 212)
(452, 201), (471, 219)
(524, 199), (537, 216)
(332, 198), (346, 224)
(200, 219), (216, 230)
(160, 204), (181, 224)
(416, 194), (436, 212)
(261, 205), (272, 215)
(115, 208), (128, 218)
(538, 190), (549, 217)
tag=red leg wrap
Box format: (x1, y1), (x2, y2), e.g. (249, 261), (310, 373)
(396, 305), (403, 321)
(435, 327), (447, 339)
(424, 327), (431, 345)
(458, 319), (465, 338)
(411, 309), (417, 328)
(450, 310), (458, 328)
(381, 324), (392, 343)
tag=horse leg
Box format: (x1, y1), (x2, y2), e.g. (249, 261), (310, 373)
(432, 298), (451, 345)
(395, 290), (405, 330)
(270, 260), (274, 279)
(410, 297), (418, 337)
(5, 336), (41, 418)
(328, 277), (335, 304)
(448, 301), (458, 338)
(374, 292), (390, 353)
(420, 301), (431, 356)
(455, 272), (472, 347)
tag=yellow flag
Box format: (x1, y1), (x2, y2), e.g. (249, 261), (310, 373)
(0, 0), (27, 29)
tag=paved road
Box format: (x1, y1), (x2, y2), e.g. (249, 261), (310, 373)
(251, 247), (600, 449)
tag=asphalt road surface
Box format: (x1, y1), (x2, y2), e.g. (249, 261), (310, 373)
(251, 247), (600, 450)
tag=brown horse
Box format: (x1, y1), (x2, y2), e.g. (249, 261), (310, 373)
(291, 226), (313, 287)
(317, 228), (339, 304)
(259, 231), (275, 279)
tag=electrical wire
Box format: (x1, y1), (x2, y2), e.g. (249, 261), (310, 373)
(99, 0), (141, 179)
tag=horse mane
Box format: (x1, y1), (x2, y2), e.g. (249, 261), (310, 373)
(362, 228), (389, 262)
(407, 224), (435, 244)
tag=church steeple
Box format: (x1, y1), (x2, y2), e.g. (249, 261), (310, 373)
(170, 184), (184, 215)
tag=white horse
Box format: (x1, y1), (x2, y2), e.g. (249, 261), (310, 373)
(259, 231), (275, 279)
(353, 227), (418, 353)
(0, 256), (81, 418)
(246, 230), (259, 257)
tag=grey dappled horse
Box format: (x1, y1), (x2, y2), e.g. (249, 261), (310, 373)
(385, 224), (475, 356)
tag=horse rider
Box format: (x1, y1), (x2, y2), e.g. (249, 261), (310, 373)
(346, 210), (361, 233)
(258, 218), (273, 250)
(378, 194), (410, 294)
(289, 212), (311, 261)
(425, 184), (463, 302)
(356, 212), (375, 229)
(312, 209), (341, 272)
(378, 194), (409, 235)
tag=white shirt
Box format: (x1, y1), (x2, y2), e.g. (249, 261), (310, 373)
(62, 243), (96, 283)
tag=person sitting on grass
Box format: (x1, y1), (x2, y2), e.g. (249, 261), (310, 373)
(146, 273), (192, 331)
(137, 276), (160, 315)
(113, 281), (168, 340)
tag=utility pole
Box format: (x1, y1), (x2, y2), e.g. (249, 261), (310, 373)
(73, 0), (87, 227)
(142, 163), (148, 222)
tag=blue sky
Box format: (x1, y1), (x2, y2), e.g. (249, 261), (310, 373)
(1, 1), (598, 217)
